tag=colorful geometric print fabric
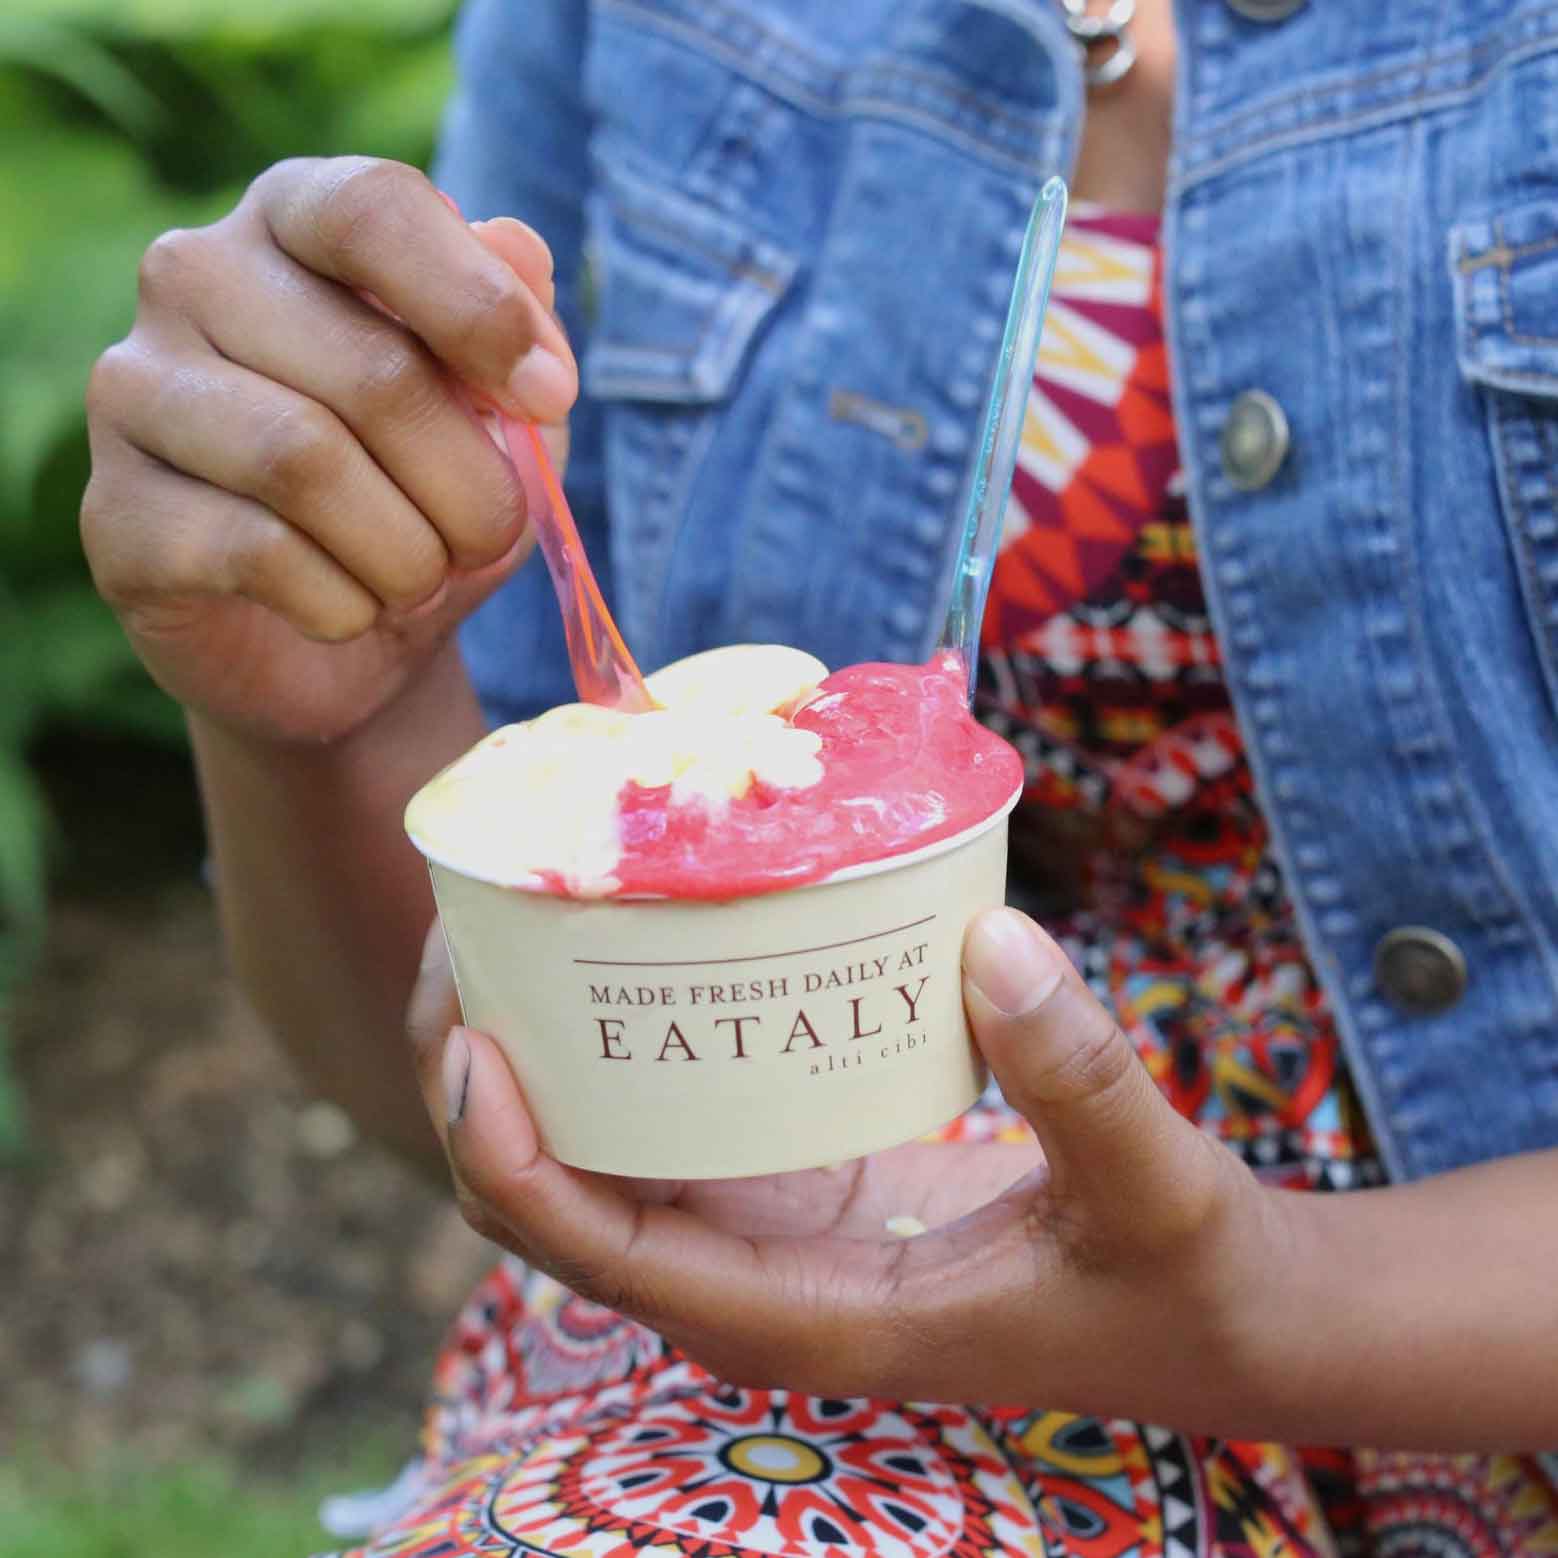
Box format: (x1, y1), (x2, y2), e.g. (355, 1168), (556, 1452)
(331, 1256), (1558, 1558)
(325, 208), (1558, 1558)
(979, 204), (1226, 818)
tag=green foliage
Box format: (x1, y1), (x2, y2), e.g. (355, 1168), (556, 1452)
(0, 1447), (404, 1558)
(0, 0), (458, 1149)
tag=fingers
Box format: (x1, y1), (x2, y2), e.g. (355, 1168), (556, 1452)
(405, 919), (465, 1163)
(420, 912), (1241, 1411)
(962, 908), (1224, 1256)
(443, 1027), (916, 1384)
(252, 157), (576, 422)
(88, 157), (570, 652)
(82, 440), (379, 641)
(96, 339), (453, 614)
(445, 1026), (718, 1310)
(147, 233), (525, 572)
(434, 1021), (1077, 1402)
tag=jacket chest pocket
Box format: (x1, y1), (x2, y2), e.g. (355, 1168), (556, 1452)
(1454, 199), (1558, 718)
(582, 166), (799, 661)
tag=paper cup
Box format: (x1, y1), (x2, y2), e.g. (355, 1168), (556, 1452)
(416, 791), (1018, 1178)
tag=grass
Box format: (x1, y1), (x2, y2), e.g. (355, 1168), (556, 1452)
(0, 1448), (406, 1558)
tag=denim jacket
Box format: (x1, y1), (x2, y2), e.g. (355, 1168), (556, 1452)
(435, 0), (1558, 1183)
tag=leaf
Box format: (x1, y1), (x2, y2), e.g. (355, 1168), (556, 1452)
(0, 368), (87, 519)
(0, 751), (49, 938)
(0, 0), (461, 1169)
(20, 586), (140, 712)
(0, 129), (235, 524)
(0, 15), (165, 137)
(8, 0), (458, 46)
(0, 584), (182, 746)
(329, 35), (454, 162)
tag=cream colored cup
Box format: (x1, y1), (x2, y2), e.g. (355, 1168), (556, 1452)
(416, 791), (1018, 1179)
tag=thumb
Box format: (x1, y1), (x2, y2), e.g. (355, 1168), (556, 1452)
(962, 908), (1214, 1241)
(405, 918), (464, 1159)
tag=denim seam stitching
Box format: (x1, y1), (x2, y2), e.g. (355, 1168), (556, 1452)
(600, 0), (838, 82)
(1459, 232), (1558, 275)
(597, 0), (1061, 176)
(1180, 8), (1558, 157)
(598, 4), (843, 124)
(841, 97), (1060, 177)
(1457, 222), (1558, 391)
(1481, 400), (1558, 1104)
(1161, 187), (1413, 1174)
(1176, 32), (1558, 193)
(601, 193), (795, 296)
(1379, 115), (1533, 959)
(1468, 367), (1558, 391)
(1458, 404), (1558, 958)
(852, 62), (1058, 139)
(606, 0), (1063, 139)
(1491, 219), (1558, 349)
(1495, 397), (1558, 712)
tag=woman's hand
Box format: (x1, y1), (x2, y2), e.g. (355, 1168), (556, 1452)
(82, 156), (576, 747)
(409, 908), (1288, 1434)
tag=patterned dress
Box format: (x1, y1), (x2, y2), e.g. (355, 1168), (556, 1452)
(326, 207), (1558, 1558)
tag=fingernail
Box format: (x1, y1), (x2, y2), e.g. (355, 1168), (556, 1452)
(443, 1028), (472, 1127)
(506, 344), (573, 420)
(963, 908), (1063, 1017)
(474, 217), (555, 276)
(420, 919), (449, 975)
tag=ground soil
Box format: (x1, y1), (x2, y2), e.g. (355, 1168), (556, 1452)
(1, 735), (496, 1479)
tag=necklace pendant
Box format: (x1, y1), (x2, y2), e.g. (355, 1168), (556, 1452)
(1059, 0), (1138, 89)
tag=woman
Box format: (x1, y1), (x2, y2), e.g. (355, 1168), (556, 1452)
(81, 0), (1558, 1552)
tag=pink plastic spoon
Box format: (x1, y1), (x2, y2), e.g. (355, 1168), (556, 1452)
(436, 184), (653, 712)
(496, 414), (656, 713)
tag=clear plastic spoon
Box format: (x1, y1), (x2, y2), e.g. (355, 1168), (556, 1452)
(936, 177), (1068, 701)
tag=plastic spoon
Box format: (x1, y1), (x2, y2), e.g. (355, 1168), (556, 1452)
(440, 180), (653, 712)
(936, 177), (1068, 702)
(496, 414), (656, 713)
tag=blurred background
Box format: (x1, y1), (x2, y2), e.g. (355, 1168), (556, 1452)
(0, 1), (498, 1549)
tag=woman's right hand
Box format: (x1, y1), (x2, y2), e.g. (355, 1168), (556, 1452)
(82, 156), (577, 747)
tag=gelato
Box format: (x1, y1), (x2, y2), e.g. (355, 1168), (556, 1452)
(406, 645), (1022, 900)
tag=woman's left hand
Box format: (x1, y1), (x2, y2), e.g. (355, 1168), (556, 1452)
(408, 907), (1290, 1431)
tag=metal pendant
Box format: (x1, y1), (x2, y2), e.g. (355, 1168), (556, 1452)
(1059, 0), (1138, 89)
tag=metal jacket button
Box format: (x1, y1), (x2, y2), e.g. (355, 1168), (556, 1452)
(1220, 389), (1290, 491)
(1226, 0), (1306, 20)
(1373, 927), (1468, 1015)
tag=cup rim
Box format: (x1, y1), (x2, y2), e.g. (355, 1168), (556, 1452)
(411, 783), (1021, 901)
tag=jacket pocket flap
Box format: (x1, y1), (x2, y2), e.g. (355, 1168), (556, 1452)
(584, 168), (798, 405)
(1454, 200), (1558, 398)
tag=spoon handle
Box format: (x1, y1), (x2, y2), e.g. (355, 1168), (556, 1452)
(936, 177), (1067, 700)
(499, 415), (656, 712)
